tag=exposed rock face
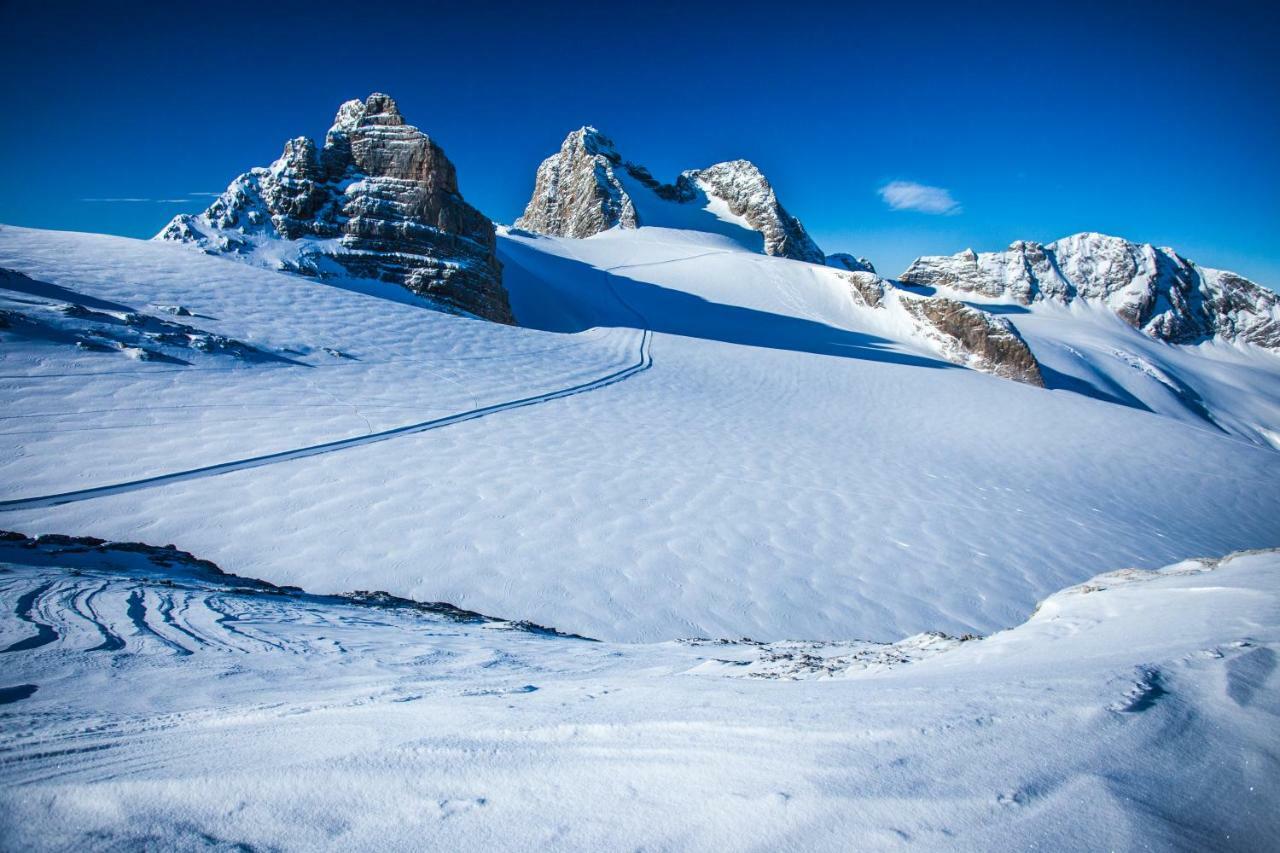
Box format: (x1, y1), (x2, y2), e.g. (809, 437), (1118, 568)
(836, 270), (886, 309)
(827, 253), (875, 274)
(691, 160), (825, 263)
(900, 233), (1279, 349)
(160, 94), (513, 325)
(832, 269), (1044, 386)
(513, 128), (638, 239)
(900, 295), (1045, 387)
(515, 127), (826, 263)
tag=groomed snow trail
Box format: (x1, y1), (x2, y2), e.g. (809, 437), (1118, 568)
(0, 327), (651, 512)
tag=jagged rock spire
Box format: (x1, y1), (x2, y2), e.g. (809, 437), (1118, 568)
(515, 127), (637, 239)
(160, 93), (513, 325)
(515, 126), (827, 264)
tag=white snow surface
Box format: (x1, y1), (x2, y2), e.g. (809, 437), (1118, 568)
(1, 223), (1279, 644)
(1, 537), (1277, 850)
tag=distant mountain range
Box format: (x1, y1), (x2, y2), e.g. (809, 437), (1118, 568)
(162, 93), (1279, 366)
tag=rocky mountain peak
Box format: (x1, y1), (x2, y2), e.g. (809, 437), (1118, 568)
(359, 93), (404, 126)
(159, 94), (512, 324)
(329, 99), (366, 133)
(899, 233), (1279, 349)
(515, 127), (829, 263)
(566, 126), (622, 161)
(513, 126), (638, 239)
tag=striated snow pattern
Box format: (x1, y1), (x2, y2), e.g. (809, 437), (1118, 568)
(515, 127), (826, 263)
(160, 94), (513, 324)
(900, 232), (1280, 349)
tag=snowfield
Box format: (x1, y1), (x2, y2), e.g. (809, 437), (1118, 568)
(2, 223), (1279, 644)
(2, 215), (1280, 850)
(0, 534), (1276, 850)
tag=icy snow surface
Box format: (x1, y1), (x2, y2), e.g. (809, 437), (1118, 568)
(1, 223), (1279, 643)
(0, 535), (1276, 850)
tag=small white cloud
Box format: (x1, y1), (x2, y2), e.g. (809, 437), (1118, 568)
(878, 181), (961, 215)
(188, 192), (221, 197)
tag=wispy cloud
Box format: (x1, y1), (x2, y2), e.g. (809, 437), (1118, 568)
(81, 192), (218, 203)
(877, 181), (961, 215)
(82, 197), (195, 203)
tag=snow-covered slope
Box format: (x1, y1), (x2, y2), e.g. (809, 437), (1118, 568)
(2, 533), (1276, 850)
(2, 222), (1278, 644)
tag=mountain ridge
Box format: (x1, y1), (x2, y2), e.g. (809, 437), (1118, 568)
(514, 125), (827, 264)
(900, 232), (1280, 350)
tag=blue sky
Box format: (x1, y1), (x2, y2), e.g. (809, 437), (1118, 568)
(2, 0), (1278, 284)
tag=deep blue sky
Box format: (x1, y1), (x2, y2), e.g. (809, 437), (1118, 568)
(2, 0), (1278, 284)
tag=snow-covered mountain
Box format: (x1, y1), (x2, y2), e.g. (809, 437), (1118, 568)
(900, 232), (1280, 349)
(515, 126), (827, 263)
(160, 94), (513, 324)
(4, 98), (1280, 850)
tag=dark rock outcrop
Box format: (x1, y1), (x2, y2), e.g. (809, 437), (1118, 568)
(900, 295), (1045, 386)
(515, 126), (826, 264)
(900, 233), (1279, 349)
(160, 94), (513, 324)
(831, 268), (1044, 386)
(836, 270), (886, 309)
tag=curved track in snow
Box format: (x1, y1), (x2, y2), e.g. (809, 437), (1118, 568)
(0, 327), (652, 512)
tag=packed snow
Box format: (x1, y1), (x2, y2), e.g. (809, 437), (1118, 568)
(2, 223), (1279, 644)
(0, 533), (1276, 850)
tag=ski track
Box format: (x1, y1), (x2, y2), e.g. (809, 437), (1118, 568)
(0, 546), (1277, 850)
(0, 326), (652, 512)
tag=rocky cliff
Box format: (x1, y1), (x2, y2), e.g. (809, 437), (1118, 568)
(899, 295), (1045, 386)
(160, 94), (513, 324)
(900, 233), (1279, 349)
(515, 127), (825, 264)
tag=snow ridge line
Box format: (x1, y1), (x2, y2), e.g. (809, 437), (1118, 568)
(0, 328), (652, 512)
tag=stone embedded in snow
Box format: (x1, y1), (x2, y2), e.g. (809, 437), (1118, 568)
(899, 233), (1280, 349)
(515, 127), (827, 263)
(836, 270), (887, 309)
(159, 94), (513, 325)
(826, 253), (876, 274)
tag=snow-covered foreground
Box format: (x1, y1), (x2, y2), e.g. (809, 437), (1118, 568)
(1, 534), (1276, 851)
(2, 224), (1280, 643)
